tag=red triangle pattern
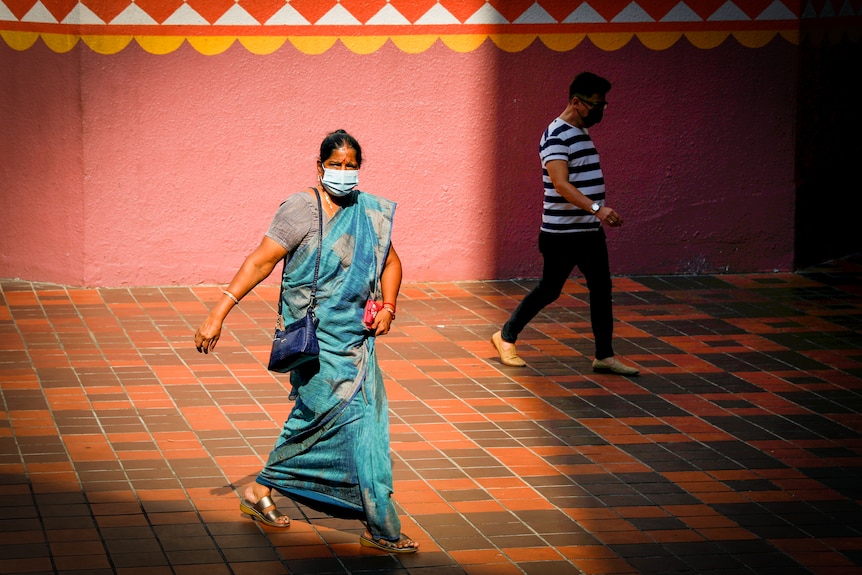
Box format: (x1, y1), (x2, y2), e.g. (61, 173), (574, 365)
(0, 0), (821, 25)
(186, 0), (235, 24)
(281, 0), (331, 24)
(80, 0), (128, 23)
(588, 0), (636, 22)
(438, 0), (487, 23)
(388, 0), (437, 23)
(129, 0), (183, 24)
(684, 0), (733, 21)
(637, 0), (689, 21)
(734, 0), (778, 19)
(3, 0), (36, 19)
(340, 0), (389, 24)
(40, 0), (77, 21)
(488, 0), (536, 23)
(237, 0), (286, 24)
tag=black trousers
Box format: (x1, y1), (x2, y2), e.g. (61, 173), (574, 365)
(501, 229), (614, 360)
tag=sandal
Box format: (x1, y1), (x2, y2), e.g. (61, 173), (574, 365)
(360, 533), (419, 554)
(240, 495), (290, 528)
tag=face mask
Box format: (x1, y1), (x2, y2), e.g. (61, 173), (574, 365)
(583, 108), (604, 128)
(320, 167), (359, 196)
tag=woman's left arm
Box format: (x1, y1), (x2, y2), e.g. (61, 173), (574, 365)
(374, 244), (402, 336)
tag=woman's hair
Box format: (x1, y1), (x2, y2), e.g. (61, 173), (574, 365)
(319, 129), (363, 167)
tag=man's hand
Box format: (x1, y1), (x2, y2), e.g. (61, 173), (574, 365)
(597, 206), (624, 227)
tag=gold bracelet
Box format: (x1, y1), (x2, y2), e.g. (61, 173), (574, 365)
(223, 290), (240, 305)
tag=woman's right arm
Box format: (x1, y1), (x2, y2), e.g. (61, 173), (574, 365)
(195, 236), (288, 353)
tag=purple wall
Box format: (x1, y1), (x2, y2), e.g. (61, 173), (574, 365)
(488, 37), (797, 278)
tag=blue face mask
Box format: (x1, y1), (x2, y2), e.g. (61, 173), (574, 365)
(320, 167), (359, 196)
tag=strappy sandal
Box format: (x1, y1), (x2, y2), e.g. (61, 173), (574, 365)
(360, 533), (418, 554)
(240, 495), (290, 528)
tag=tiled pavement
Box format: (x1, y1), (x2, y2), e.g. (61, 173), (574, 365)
(1, 257), (862, 575)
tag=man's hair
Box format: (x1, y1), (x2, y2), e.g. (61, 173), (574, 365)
(569, 72), (612, 99)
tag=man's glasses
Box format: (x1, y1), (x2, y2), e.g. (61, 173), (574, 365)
(575, 96), (608, 111)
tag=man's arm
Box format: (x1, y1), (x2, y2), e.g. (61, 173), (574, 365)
(546, 159), (624, 227)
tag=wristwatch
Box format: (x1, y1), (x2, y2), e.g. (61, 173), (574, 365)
(590, 201), (601, 214)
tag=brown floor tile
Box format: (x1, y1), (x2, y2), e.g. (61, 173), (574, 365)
(3, 265), (862, 574)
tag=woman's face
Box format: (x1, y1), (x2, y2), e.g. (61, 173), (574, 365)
(318, 146), (359, 178)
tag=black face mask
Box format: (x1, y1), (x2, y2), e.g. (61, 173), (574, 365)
(583, 108), (604, 128)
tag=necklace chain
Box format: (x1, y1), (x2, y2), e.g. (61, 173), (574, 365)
(322, 189), (335, 213)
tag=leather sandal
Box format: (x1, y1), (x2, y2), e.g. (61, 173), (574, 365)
(592, 357), (639, 376)
(360, 533), (418, 554)
(240, 495), (290, 528)
(491, 331), (526, 367)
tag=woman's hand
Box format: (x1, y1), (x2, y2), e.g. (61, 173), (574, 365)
(373, 244), (401, 337)
(193, 236), (287, 355)
(371, 304), (394, 336)
(195, 316), (223, 353)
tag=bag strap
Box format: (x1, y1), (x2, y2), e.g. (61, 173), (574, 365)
(308, 187), (323, 309)
(277, 188), (323, 321)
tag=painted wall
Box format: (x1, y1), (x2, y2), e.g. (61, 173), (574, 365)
(1, 43), (85, 282)
(0, 2), (859, 286)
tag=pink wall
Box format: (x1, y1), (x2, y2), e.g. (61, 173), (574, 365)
(75, 40), (525, 285)
(1, 44), (86, 283)
(1, 35), (797, 286)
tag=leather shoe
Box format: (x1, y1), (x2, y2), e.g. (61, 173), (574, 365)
(592, 357), (639, 376)
(491, 331), (526, 367)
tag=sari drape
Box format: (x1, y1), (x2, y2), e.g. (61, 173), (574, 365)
(256, 190), (401, 541)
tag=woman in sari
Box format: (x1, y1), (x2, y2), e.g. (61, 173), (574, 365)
(194, 130), (418, 553)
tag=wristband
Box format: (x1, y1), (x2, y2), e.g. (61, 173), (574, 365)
(381, 304), (396, 321)
(223, 290), (240, 305)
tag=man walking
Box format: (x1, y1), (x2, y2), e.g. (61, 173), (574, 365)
(491, 71), (639, 376)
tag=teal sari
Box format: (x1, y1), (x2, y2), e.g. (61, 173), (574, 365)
(256, 190), (401, 541)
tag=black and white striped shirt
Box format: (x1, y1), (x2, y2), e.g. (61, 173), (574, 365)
(539, 118), (604, 233)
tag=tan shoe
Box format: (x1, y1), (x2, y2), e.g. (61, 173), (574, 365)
(592, 357), (639, 376)
(491, 331), (526, 367)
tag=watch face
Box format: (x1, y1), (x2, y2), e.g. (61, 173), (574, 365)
(591, 202), (600, 213)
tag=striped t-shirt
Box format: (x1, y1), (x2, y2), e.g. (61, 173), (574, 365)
(539, 117), (604, 233)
